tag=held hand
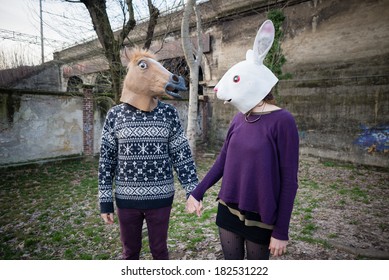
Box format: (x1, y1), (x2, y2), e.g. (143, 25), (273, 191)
(101, 213), (114, 224)
(269, 237), (288, 257)
(186, 195), (203, 217)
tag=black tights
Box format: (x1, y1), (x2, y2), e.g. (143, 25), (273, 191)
(219, 227), (270, 260)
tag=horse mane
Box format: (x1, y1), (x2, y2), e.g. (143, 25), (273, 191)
(125, 47), (156, 64)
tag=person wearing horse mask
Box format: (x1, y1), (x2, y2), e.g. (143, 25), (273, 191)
(186, 20), (299, 260)
(98, 48), (200, 260)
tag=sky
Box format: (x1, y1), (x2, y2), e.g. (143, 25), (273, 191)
(0, 0), (185, 67)
(0, 0), (91, 65)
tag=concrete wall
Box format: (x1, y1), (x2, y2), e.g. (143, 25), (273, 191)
(280, 0), (389, 167)
(278, 77), (388, 167)
(13, 63), (63, 92)
(202, 0), (389, 168)
(1, 90), (86, 166)
(0, 89), (194, 167)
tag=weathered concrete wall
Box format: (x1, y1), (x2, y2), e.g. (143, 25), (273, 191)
(0, 89), (194, 166)
(13, 64), (63, 92)
(280, 0), (389, 167)
(202, 0), (389, 167)
(0, 90), (94, 166)
(278, 76), (388, 167)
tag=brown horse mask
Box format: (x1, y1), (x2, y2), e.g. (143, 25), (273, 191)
(120, 48), (187, 111)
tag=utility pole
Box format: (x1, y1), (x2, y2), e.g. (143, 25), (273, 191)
(40, 0), (44, 64)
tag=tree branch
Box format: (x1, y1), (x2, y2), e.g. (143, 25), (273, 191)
(118, 0), (136, 47)
(194, 3), (203, 66)
(181, 0), (195, 68)
(143, 0), (160, 50)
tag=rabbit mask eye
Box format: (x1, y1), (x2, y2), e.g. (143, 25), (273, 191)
(233, 75), (240, 83)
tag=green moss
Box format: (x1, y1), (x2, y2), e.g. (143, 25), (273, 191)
(265, 9), (291, 80)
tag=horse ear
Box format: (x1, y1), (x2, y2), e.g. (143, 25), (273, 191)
(120, 47), (133, 66)
(252, 20), (275, 65)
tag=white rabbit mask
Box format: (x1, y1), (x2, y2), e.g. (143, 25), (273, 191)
(214, 20), (279, 114)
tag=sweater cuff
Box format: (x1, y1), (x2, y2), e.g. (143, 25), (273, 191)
(100, 202), (114, 214)
(190, 188), (204, 201)
(271, 229), (289, 241)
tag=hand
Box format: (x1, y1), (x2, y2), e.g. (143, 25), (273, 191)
(269, 237), (288, 257)
(101, 213), (114, 224)
(186, 195), (203, 217)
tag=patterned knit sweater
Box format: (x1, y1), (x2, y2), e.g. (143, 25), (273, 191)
(98, 101), (198, 213)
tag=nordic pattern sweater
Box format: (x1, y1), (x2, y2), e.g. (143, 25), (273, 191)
(98, 101), (198, 213)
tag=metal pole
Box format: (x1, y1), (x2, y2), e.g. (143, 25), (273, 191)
(40, 0), (44, 64)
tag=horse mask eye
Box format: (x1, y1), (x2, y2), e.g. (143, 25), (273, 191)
(138, 60), (148, 69)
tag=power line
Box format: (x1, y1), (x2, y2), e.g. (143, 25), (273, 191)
(42, 10), (93, 24)
(0, 28), (67, 46)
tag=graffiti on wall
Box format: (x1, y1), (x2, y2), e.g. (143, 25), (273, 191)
(354, 125), (389, 154)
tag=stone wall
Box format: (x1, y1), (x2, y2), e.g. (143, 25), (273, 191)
(278, 76), (388, 167)
(202, 0), (389, 167)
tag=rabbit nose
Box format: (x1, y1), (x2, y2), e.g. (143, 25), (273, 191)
(214, 87), (218, 92)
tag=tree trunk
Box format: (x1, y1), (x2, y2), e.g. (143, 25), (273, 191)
(144, 0), (160, 50)
(79, 0), (121, 103)
(73, 0), (160, 104)
(181, 0), (203, 156)
(187, 66), (199, 156)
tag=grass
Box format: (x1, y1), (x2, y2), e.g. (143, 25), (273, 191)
(0, 155), (219, 260)
(0, 159), (118, 260)
(287, 159), (388, 259)
(0, 153), (388, 260)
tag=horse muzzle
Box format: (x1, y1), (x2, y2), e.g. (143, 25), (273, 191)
(164, 74), (187, 99)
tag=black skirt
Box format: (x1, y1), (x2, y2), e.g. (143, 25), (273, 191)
(216, 202), (273, 245)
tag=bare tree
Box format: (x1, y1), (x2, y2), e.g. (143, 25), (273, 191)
(0, 47), (37, 70)
(181, 0), (203, 155)
(65, 0), (160, 103)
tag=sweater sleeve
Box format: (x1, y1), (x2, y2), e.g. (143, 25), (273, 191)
(98, 109), (118, 213)
(190, 115), (238, 201)
(168, 108), (199, 198)
(190, 149), (224, 201)
(272, 112), (299, 240)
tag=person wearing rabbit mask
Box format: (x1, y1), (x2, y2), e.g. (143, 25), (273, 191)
(186, 20), (299, 259)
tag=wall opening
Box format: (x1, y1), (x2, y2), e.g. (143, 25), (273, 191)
(67, 76), (84, 92)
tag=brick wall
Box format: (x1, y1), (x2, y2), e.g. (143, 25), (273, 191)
(82, 86), (94, 156)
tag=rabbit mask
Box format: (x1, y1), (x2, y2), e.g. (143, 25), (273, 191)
(214, 20), (279, 114)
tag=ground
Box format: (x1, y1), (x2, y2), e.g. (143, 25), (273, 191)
(0, 152), (387, 260)
(170, 153), (389, 260)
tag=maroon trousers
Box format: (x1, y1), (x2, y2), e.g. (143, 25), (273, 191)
(117, 206), (172, 260)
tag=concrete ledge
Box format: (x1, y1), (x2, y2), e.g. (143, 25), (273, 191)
(0, 155), (86, 170)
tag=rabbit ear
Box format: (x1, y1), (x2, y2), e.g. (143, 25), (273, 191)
(252, 20), (275, 65)
(246, 49), (254, 61)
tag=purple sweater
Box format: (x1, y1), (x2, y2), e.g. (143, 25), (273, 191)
(191, 109), (299, 240)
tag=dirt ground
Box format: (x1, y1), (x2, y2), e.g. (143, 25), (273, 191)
(176, 154), (389, 260)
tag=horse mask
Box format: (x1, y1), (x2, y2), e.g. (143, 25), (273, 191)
(214, 20), (279, 114)
(120, 48), (186, 110)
